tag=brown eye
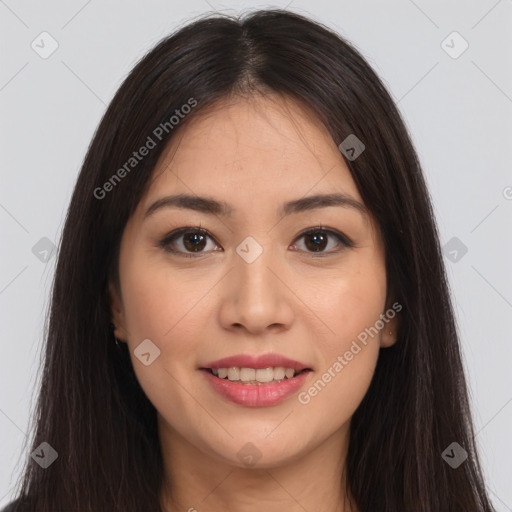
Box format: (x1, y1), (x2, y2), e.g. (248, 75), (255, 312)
(292, 227), (353, 255)
(182, 232), (207, 252)
(158, 227), (220, 257)
(159, 225), (353, 258)
(304, 231), (328, 252)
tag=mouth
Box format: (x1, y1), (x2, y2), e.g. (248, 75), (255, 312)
(201, 366), (312, 385)
(199, 353), (313, 406)
(200, 364), (313, 407)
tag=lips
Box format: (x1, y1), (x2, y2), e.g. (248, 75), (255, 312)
(199, 353), (313, 407)
(201, 353), (311, 372)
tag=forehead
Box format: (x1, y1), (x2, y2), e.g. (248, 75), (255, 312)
(139, 94), (364, 219)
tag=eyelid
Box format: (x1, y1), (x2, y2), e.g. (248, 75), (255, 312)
(157, 225), (354, 257)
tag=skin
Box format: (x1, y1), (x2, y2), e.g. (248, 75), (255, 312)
(110, 93), (399, 512)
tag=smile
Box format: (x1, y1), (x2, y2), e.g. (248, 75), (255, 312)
(199, 353), (313, 407)
(206, 366), (310, 385)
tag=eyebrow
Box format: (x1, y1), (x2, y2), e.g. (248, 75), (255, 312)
(144, 192), (368, 219)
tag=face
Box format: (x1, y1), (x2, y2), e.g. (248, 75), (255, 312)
(110, 94), (398, 469)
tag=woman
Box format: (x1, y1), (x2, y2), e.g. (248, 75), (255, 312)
(3, 8), (493, 512)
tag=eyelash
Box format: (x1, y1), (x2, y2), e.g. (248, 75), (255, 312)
(157, 225), (355, 258)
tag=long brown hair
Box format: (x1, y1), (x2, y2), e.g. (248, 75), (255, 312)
(9, 9), (493, 511)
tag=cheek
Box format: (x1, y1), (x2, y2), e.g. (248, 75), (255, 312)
(120, 243), (205, 343)
(296, 345), (378, 438)
(295, 309), (382, 435)
(118, 245), (220, 382)
(296, 250), (386, 415)
(118, 254), (205, 415)
(121, 268), (175, 341)
(307, 247), (387, 353)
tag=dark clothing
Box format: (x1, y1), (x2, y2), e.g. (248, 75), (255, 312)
(0, 500), (19, 512)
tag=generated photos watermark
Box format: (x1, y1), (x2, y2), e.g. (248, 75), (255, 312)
(298, 301), (402, 405)
(93, 97), (197, 200)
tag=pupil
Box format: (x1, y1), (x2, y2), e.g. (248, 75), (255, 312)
(306, 232), (327, 252)
(184, 232), (206, 252)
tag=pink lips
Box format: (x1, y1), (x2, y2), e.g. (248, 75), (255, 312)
(200, 353), (312, 407)
(202, 353), (310, 372)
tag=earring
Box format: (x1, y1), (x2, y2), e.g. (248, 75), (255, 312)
(389, 330), (393, 335)
(110, 322), (121, 347)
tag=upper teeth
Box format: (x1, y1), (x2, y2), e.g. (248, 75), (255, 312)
(213, 367), (297, 382)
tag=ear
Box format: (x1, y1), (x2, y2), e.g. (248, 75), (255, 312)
(109, 281), (128, 342)
(380, 300), (402, 348)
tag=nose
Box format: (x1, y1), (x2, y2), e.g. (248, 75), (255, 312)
(218, 244), (295, 336)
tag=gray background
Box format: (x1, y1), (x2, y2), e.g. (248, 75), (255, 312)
(1, 0), (511, 509)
